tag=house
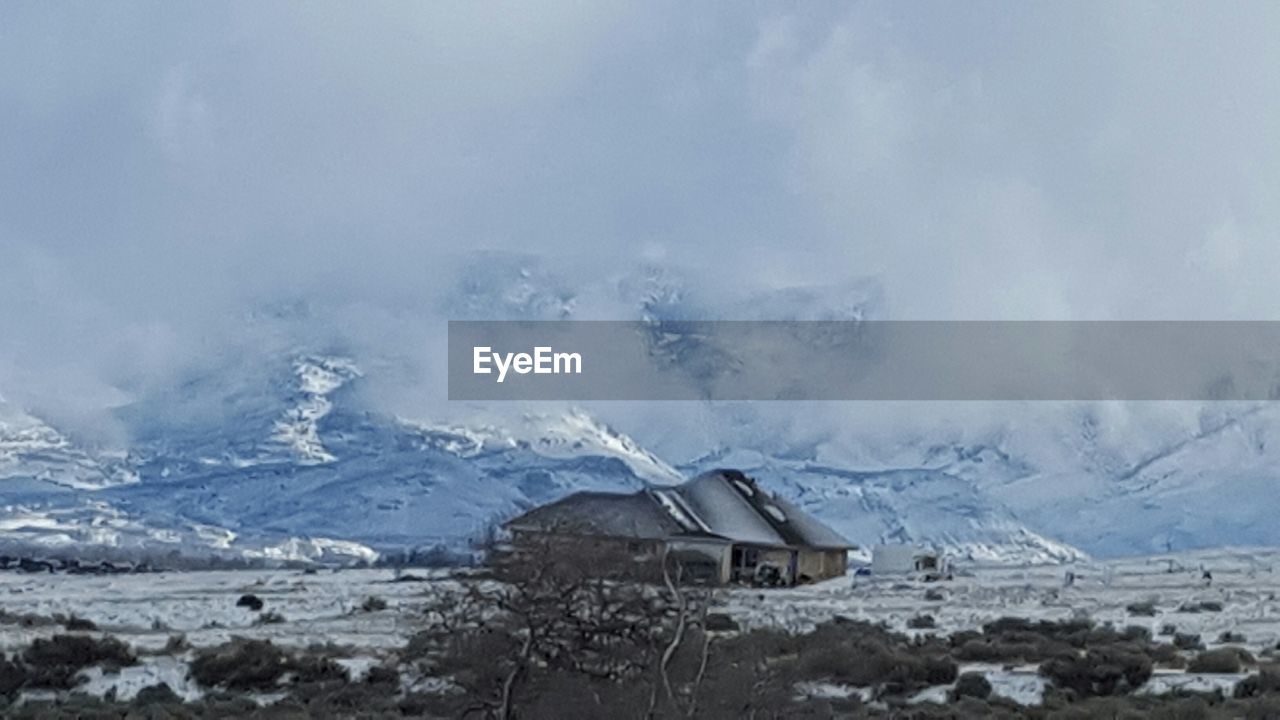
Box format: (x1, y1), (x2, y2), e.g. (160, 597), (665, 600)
(502, 469), (854, 586)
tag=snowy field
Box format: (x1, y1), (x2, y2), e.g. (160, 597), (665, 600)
(0, 567), (458, 702)
(3, 548), (1280, 705)
(727, 547), (1280, 652)
(728, 547), (1280, 705)
(0, 567), (453, 656)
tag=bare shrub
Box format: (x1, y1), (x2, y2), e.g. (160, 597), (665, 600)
(1234, 664), (1280, 698)
(953, 617), (1129, 665)
(955, 635), (1066, 664)
(253, 610), (286, 625)
(0, 610), (58, 628)
(982, 617), (1095, 646)
(58, 614), (97, 631)
(364, 663), (401, 687)
(952, 671), (993, 701)
(290, 653), (348, 684)
(1040, 695), (1213, 720)
(132, 682), (182, 706)
(1119, 626), (1152, 644)
(704, 613), (738, 632)
(19, 634), (136, 689)
(1188, 647), (1253, 674)
(189, 639), (290, 691)
(1218, 630), (1248, 644)
(1040, 644), (1153, 697)
(1125, 601), (1157, 617)
(1174, 633), (1206, 651)
(952, 619), (1082, 664)
(1177, 600), (1225, 613)
(791, 620), (956, 695)
(0, 657), (24, 698)
(1148, 642), (1186, 669)
(686, 627), (834, 718)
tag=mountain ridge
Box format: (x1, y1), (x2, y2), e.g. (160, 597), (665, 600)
(0, 354), (1081, 565)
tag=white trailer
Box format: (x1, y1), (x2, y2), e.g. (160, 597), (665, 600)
(870, 544), (947, 578)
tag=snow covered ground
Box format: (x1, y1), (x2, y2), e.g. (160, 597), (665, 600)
(726, 547), (1280, 703)
(725, 547), (1280, 653)
(0, 567), (452, 657)
(3, 548), (1279, 704)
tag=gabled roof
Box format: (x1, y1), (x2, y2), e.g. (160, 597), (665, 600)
(504, 469), (854, 551)
(670, 471), (789, 547)
(678, 470), (853, 550)
(766, 492), (856, 551)
(504, 490), (685, 540)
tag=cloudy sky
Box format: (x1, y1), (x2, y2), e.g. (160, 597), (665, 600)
(1, 2), (1277, 427)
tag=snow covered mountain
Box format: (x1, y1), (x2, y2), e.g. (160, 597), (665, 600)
(8, 347), (1280, 566)
(0, 350), (1081, 566)
(992, 404), (1280, 557)
(0, 405), (136, 492)
(0, 355), (683, 564)
(3, 259), (1279, 566)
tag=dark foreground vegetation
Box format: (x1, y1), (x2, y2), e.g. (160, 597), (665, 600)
(6, 550), (1280, 719)
(5, 624), (1280, 718)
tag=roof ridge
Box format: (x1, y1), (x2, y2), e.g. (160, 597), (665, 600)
(694, 469), (853, 550)
(647, 486), (713, 534)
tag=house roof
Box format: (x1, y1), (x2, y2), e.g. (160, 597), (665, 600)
(670, 471), (790, 547)
(504, 490), (685, 540)
(767, 492), (856, 550)
(504, 469), (854, 551)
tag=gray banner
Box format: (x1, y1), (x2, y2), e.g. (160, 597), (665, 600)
(448, 321), (1280, 401)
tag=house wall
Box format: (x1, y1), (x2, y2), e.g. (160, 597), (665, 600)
(729, 545), (797, 584)
(506, 531), (845, 587)
(665, 538), (733, 584)
(506, 530), (667, 580)
(759, 548), (794, 580)
(829, 550), (849, 577)
(507, 530), (735, 585)
(797, 549), (848, 581)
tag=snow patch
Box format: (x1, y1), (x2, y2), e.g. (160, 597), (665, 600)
(270, 356), (362, 465)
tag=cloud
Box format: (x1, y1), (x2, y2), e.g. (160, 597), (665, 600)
(744, 2), (1280, 319)
(0, 2), (1276, 442)
(153, 65), (212, 164)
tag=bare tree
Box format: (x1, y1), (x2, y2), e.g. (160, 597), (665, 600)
(414, 530), (714, 720)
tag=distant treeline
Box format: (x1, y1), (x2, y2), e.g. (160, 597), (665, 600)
(0, 541), (479, 574)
